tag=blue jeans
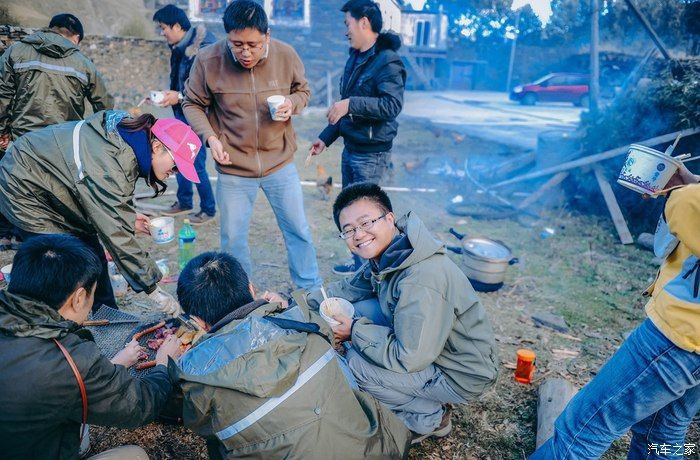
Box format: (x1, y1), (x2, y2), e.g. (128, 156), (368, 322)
(341, 149), (391, 188)
(341, 149), (391, 268)
(216, 163), (322, 289)
(530, 319), (700, 460)
(175, 140), (216, 215)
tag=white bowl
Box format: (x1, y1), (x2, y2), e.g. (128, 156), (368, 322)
(1, 264), (11, 283)
(617, 144), (681, 197)
(150, 217), (175, 244)
(319, 297), (355, 326)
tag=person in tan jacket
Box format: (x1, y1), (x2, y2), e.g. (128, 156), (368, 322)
(183, 0), (321, 290)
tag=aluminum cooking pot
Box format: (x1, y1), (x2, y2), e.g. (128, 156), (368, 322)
(449, 228), (518, 291)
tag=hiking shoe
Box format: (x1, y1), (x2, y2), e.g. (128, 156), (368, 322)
(189, 211), (215, 226)
(161, 202), (192, 216)
(410, 406), (452, 445)
(332, 259), (360, 276)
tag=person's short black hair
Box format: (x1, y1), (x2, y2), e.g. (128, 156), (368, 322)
(223, 0), (268, 34)
(332, 182), (393, 230)
(177, 252), (254, 325)
(152, 4), (191, 31)
(49, 13), (85, 42)
(341, 0), (383, 33)
(8, 234), (102, 310)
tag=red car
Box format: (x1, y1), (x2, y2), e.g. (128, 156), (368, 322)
(510, 73), (589, 106)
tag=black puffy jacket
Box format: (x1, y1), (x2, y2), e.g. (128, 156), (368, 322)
(319, 32), (406, 153)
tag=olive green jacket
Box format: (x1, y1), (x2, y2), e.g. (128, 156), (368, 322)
(0, 29), (113, 140)
(0, 110), (161, 293)
(173, 301), (411, 459)
(310, 213), (498, 400)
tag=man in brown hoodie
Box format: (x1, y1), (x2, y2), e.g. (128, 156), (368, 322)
(183, 0), (322, 289)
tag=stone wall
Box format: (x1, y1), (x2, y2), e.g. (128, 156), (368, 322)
(1, 25), (170, 110)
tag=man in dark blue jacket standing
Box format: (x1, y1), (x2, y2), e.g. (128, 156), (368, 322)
(153, 4), (216, 225)
(310, 0), (406, 275)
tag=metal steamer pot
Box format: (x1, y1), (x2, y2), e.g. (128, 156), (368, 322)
(448, 229), (518, 292)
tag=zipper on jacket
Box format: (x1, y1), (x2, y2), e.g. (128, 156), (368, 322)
(369, 125), (373, 140)
(250, 68), (263, 178)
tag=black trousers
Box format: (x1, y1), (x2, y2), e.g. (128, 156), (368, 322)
(1, 212), (117, 311)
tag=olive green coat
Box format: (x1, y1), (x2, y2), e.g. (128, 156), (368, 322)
(0, 110), (161, 292)
(173, 301), (411, 459)
(0, 29), (113, 140)
(310, 212), (498, 400)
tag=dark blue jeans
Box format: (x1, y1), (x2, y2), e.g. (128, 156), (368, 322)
(175, 139), (216, 215)
(341, 149), (392, 269)
(530, 319), (700, 460)
(341, 149), (391, 188)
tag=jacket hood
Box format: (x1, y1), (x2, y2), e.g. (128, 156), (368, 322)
(377, 212), (445, 276)
(0, 290), (78, 339)
(21, 30), (79, 59)
(176, 302), (308, 398)
(376, 32), (402, 52)
(185, 25), (215, 58)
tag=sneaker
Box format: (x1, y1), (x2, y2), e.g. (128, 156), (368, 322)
(161, 201), (192, 216)
(410, 406), (452, 445)
(332, 259), (360, 276)
(189, 211), (215, 226)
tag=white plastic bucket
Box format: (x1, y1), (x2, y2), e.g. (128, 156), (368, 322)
(617, 144), (681, 197)
(319, 297), (355, 326)
(150, 217), (175, 244)
(1, 264), (11, 283)
(266, 95), (286, 121)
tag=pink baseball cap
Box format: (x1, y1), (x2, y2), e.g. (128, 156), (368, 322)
(152, 118), (202, 184)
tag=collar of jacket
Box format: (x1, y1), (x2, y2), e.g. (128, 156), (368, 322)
(171, 26), (196, 56)
(117, 126), (151, 178)
(0, 290), (82, 339)
(226, 40), (270, 69)
(208, 299), (270, 334)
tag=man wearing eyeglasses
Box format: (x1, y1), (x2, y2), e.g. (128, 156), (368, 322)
(183, 0), (322, 290)
(305, 182), (498, 444)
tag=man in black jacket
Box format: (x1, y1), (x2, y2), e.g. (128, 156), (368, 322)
(0, 234), (181, 459)
(309, 0), (406, 275)
(152, 5), (217, 225)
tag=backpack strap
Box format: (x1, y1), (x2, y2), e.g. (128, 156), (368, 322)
(53, 338), (88, 445)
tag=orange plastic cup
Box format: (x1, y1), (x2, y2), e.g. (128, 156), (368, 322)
(514, 348), (536, 384)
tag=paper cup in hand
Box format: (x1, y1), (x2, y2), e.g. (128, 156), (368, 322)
(267, 95), (286, 121)
(319, 297), (354, 326)
(150, 91), (165, 104)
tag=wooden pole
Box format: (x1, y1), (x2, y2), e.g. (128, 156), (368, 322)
(624, 0), (672, 60)
(536, 379), (577, 448)
(505, 9), (521, 93)
(590, 0), (600, 116)
(488, 127), (700, 189)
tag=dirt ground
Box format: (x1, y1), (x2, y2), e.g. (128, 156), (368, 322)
(3, 112), (697, 459)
